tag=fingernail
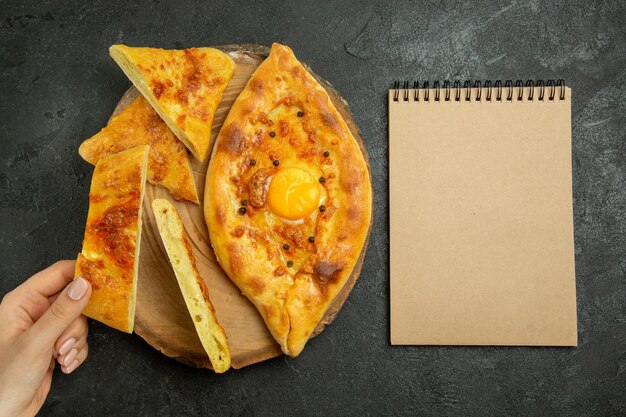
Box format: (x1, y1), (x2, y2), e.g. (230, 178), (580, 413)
(67, 277), (88, 300)
(64, 359), (80, 374)
(63, 348), (78, 367)
(58, 338), (76, 356)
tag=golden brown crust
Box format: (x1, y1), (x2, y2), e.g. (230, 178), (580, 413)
(205, 43), (372, 356)
(79, 96), (198, 203)
(75, 145), (149, 333)
(110, 45), (235, 161)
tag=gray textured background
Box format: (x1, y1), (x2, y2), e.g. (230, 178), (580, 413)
(1, 0), (625, 416)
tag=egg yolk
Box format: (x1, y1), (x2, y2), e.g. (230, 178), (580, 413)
(267, 168), (322, 220)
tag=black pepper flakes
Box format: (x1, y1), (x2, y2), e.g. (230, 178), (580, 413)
(249, 159), (256, 166)
(319, 177), (326, 183)
(319, 205), (326, 212)
(283, 244), (290, 250)
(308, 236), (315, 243)
(241, 200), (248, 206)
(273, 159), (280, 166)
(323, 150), (330, 157)
(287, 260), (294, 267)
(238, 207), (247, 215)
(269, 131), (276, 138)
(297, 111), (304, 117)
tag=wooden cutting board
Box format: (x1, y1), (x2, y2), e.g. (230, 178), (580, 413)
(111, 44), (371, 370)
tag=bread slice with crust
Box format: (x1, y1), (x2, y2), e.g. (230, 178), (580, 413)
(109, 45), (235, 161)
(79, 95), (198, 203)
(75, 144), (150, 333)
(152, 198), (231, 373)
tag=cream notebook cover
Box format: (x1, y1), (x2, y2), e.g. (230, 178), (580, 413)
(389, 80), (577, 346)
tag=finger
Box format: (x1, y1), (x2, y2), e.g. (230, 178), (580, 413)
(73, 329), (88, 351)
(61, 344), (88, 374)
(57, 326), (87, 366)
(26, 277), (91, 349)
(48, 290), (62, 305)
(16, 260), (76, 298)
(54, 315), (88, 356)
(59, 346), (78, 368)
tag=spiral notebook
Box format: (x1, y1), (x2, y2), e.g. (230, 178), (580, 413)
(389, 80), (577, 346)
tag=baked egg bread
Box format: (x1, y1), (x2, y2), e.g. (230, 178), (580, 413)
(152, 198), (231, 373)
(75, 145), (150, 333)
(79, 95), (198, 203)
(109, 45), (235, 161)
(204, 43), (372, 356)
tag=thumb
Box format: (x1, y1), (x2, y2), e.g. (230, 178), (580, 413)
(27, 277), (92, 348)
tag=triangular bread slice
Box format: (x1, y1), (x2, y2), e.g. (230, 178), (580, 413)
(109, 45), (235, 161)
(79, 95), (198, 203)
(151, 198), (231, 373)
(75, 144), (150, 333)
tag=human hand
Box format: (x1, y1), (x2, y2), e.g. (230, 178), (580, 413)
(0, 260), (92, 417)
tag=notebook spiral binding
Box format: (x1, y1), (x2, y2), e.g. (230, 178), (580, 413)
(392, 79), (566, 102)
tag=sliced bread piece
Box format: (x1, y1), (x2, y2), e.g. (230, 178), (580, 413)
(75, 144), (150, 333)
(152, 198), (231, 372)
(79, 95), (198, 203)
(109, 45), (235, 161)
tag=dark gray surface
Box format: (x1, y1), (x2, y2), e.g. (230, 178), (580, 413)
(1, 0), (625, 415)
